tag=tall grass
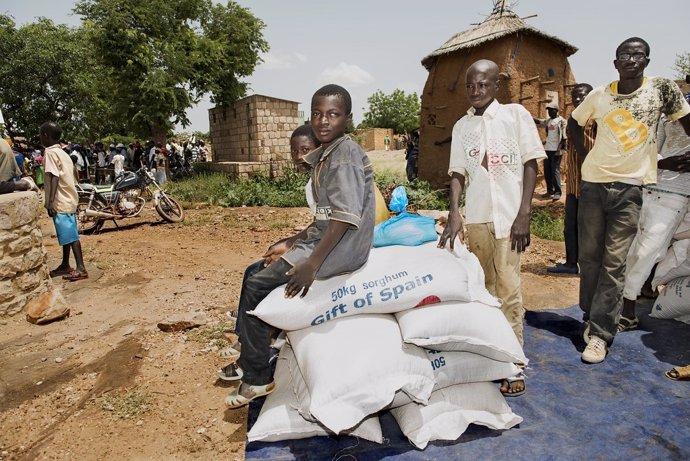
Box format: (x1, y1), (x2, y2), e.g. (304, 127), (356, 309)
(165, 168), (308, 208)
(166, 167), (448, 210)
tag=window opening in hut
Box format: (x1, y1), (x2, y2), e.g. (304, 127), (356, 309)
(547, 68), (555, 78)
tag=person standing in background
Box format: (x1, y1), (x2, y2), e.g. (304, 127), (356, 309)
(547, 84), (596, 275)
(534, 102), (567, 200)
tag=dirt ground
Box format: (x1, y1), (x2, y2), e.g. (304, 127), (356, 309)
(0, 154), (578, 460)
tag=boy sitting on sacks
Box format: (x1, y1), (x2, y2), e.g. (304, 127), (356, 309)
(224, 84), (376, 408)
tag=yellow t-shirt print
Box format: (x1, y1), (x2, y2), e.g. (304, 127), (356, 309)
(603, 108), (648, 152)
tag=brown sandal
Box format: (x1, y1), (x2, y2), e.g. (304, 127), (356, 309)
(62, 270), (89, 282)
(665, 365), (690, 381)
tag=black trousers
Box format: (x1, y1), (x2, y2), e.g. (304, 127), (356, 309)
(564, 194), (578, 265)
(236, 259), (292, 385)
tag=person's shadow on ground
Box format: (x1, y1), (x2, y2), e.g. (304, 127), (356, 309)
(525, 301), (690, 366)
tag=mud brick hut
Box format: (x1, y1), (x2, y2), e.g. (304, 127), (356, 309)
(418, 0), (577, 187)
(208, 95), (300, 178)
(353, 128), (394, 152)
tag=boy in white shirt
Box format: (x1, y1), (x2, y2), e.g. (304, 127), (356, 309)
(439, 59), (545, 396)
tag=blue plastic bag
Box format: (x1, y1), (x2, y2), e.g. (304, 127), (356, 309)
(373, 186), (437, 247)
(389, 185), (409, 213)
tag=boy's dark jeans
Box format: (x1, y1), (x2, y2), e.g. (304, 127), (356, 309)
(237, 258), (291, 386)
(577, 181), (642, 344)
(564, 194), (578, 265)
(234, 260), (266, 336)
(544, 150), (562, 196)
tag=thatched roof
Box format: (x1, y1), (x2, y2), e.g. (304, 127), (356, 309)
(421, 3), (577, 69)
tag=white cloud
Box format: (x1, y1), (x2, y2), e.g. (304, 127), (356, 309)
(258, 51), (309, 70)
(319, 62), (375, 87)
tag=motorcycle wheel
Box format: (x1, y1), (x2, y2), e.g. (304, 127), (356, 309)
(76, 196), (105, 234)
(156, 194), (185, 223)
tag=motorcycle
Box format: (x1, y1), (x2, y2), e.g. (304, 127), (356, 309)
(76, 165), (184, 233)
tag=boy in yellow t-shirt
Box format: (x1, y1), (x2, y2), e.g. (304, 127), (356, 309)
(569, 37), (690, 364)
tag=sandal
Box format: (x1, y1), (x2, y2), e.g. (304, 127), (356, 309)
(218, 346), (240, 360)
(616, 316), (639, 333)
(62, 270), (88, 282)
(500, 371), (526, 398)
(665, 365), (690, 381)
(217, 362), (244, 381)
(225, 382), (275, 409)
(50, 266), (74, 278)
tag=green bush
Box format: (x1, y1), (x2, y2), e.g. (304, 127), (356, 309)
(165, 166), (448, 210)
(374, 169), (448, 211)
(531, 206), (564, 241)
(165, 168), (309, 207)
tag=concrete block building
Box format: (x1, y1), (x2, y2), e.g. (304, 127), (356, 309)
(208, 95), (300, 178)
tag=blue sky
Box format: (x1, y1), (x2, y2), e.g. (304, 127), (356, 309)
(2, 0), (688, 132)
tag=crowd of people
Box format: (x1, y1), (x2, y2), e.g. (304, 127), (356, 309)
(4, 138), (209, 188)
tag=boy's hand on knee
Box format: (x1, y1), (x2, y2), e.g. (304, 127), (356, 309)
(510, 212), (531, 252)
(284, 262), (318, 298)
(263, 241), (290, 267)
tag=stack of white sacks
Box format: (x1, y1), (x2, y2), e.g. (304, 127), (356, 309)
(246, 241), (526, 449)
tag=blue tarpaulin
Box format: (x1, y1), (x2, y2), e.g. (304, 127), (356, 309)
(246, 302), (690, 460)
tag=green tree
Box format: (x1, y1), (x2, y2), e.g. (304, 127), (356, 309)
(674, 52), (690, 79)
(360, 89), (420, 134)
(74, 0), (268, 142)
(0, 15), (114, 140)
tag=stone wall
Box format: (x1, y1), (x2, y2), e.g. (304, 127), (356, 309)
(205, 159), (291, 179)
(0, 192), (50, 317)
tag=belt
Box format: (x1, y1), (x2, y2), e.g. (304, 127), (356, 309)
(585, 181), (641, 190)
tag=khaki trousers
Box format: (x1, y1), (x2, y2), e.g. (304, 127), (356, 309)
(466, 223), (524, 346)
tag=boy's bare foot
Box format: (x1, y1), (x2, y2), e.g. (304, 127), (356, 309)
(500, 373), (526, 397)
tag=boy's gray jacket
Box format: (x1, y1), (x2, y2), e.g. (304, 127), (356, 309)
(282, 135), (375, 279)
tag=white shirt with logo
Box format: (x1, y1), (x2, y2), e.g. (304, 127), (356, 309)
(449, 100), (546, 239)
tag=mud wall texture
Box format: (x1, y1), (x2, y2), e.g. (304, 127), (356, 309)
(419, 34), (576, 188)
(354, 128), (395, 152)
(0, 191), (50, 317)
